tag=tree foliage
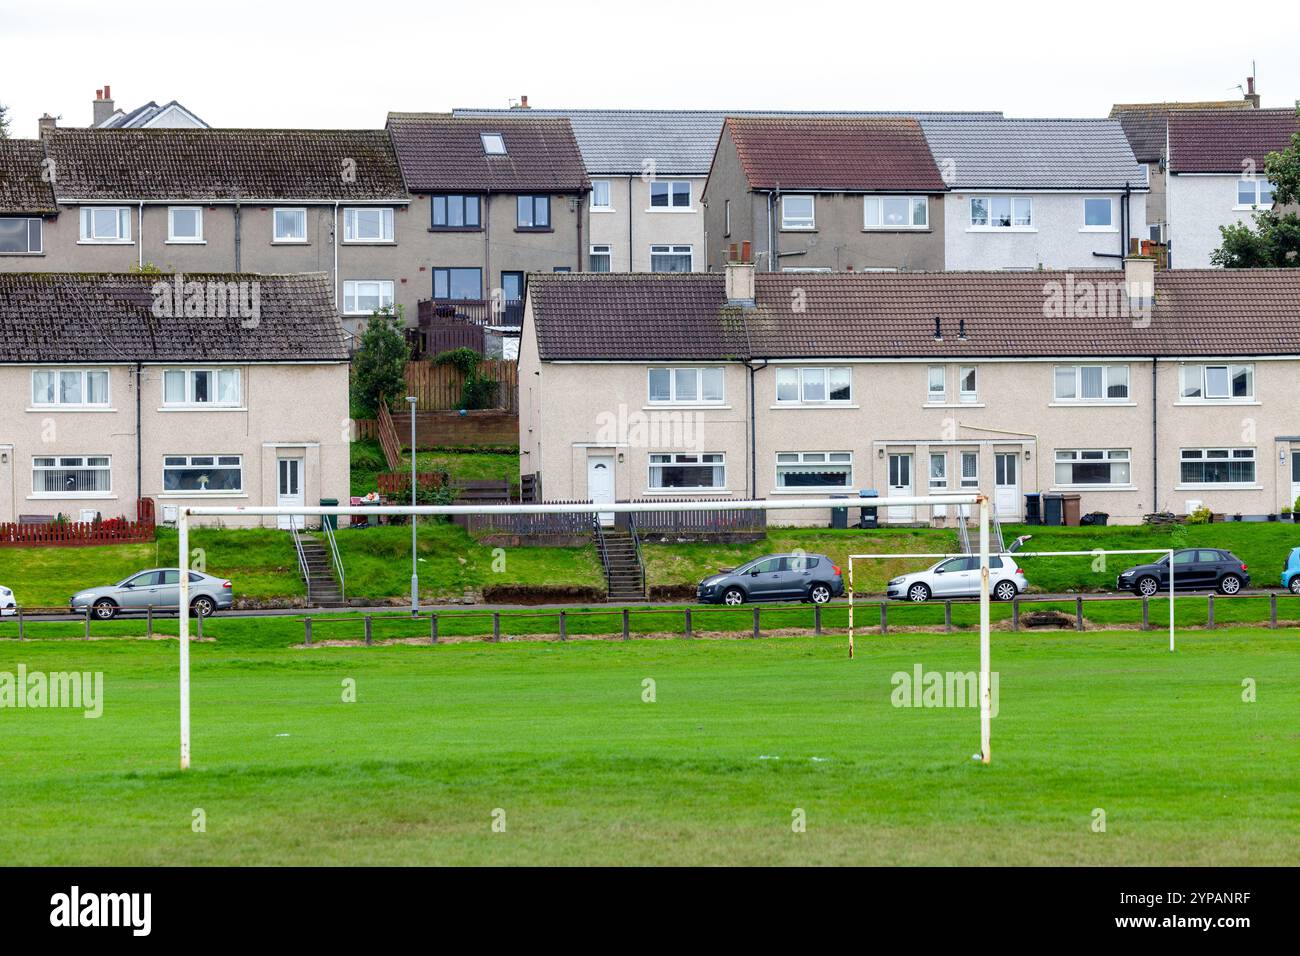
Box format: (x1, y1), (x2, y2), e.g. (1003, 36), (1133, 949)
(1212, 104), (1300, 268)
(350, 307), (410, 417)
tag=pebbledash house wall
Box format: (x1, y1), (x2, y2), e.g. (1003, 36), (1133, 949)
(587, 175), (707, 272)
(0, 362), (351, 528)
(940, 191), (1149, 270)
(1165, 173), (1274, 269)
(519, 322), (1300, 525)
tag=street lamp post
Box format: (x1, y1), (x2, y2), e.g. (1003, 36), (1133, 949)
(406, 395), (418, 616)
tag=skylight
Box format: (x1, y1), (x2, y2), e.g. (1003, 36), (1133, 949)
(481, 132), (506, 155)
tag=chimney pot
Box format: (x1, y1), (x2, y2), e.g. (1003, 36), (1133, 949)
(92, 84), (115, 126)
(103, 84), (110, 99)
(741, 239), (751, 263)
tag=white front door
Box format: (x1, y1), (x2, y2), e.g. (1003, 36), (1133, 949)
(887, 453), (914, 522)
(1291, 453), (1300, 514)
(994, 452), (1020, 519)
(587, 455), (615, 526)
(277, 457), (305, 530)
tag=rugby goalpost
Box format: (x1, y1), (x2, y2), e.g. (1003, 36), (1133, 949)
(174, 492), (1005, 769)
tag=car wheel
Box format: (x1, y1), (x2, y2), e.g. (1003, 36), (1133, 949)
(809, 584), (832, 605)
(722, 587), (745, 606)
(1136, 576), (1159, 598)
(190, 596), (216, 618)
(994, 580), (1018, 602)
(1291, 578), (1300, 595)
(1218, 575), (1242, 596)
(92, 598), (117, 620)
(907, 582), (931, 603)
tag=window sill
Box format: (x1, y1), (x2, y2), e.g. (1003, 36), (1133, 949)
(780, 226), (816, 233)
(770, 487), (854, 496)
(0, 251), (45, 257)
(645, 208), (695, 214)
(862, 227), (931, 233)
(77, 240), (133, 245)
(1048, 401), (1137, 407)
(156, 406), (248, 413)
(271, 240), (309, 246)
(166, 239), (206, 245)
(643, 403), (730, 411)
(769, 403), (859, 410)
(1078, 227), (1119, 234)
(1175, 484), (1263, 491)
(591, 208), (616, 214)
(26, 406), (116, 413)
(157, 492), (248, 499)
(1173, 400), (1259, 407)
(966, 227), (1036, 233)
(1049, 485), (1137, 492)
(924, 401), (985, 409)
(514, 227), (554, 234)
(27, 493), (117, 501)
(641, 488), (731, 496)
(342, 240), (397, 245)
(427, 227), (483, 234)
(1233, 205), (1274, 212)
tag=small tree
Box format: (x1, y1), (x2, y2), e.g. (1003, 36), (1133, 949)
(350, 306), (409, 417)
(0, 102), (11, 139)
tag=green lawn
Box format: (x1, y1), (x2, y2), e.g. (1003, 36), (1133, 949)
(350, 439), (520, 498)
(1, 625), (1296, 865)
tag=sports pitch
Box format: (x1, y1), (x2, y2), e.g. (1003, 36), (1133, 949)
(2, 626), (1298, 866)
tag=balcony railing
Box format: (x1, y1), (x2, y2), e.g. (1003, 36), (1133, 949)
(417, 298), (524, 329)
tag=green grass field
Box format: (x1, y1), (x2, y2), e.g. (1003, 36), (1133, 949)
(2, 621), (1297, 865)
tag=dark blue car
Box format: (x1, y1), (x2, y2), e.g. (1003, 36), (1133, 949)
(697, 553), (844, 605)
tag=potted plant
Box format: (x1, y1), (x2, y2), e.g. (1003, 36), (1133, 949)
(1283, 505), (1293, 522)
(1294, 496), (1300, 523)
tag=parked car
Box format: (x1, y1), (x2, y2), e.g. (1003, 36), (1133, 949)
(887, 554), (1028, 602)
(0, 584), (15, 616)
(697, 553), (844, 605)
(1116, 548), (1249, 596)
(70, 569), (233, 620)
(1281, 548), (1300, 594)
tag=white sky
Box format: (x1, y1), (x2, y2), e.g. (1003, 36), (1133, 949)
(3, 0), (1298, 135)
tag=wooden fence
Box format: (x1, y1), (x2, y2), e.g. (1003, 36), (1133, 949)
(375, 399), (403, 471)
(629, 499), (767, 536)
(0, 497), (156, 547)
(404, 360), (518, 413)
(376, 471), (447, 496)
(465, 499), (593, 536)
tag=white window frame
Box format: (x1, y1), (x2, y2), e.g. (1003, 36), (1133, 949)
(1081, 197), (1116, 231)
(342, 207), (394, 243)
(588, 244), (612, 273)
(647, 452), (726, 492)
(928, 452), (948, 491)
(79, 206), (132, 243)
(481, 132), (507, 155)
(591, 180), (613, 211)
(162, 368), (243, 408)
(724, 198), (731, 236)
(774, 366), (852, 405)
(1178, 447), (1257, 488)
(648, 180), (692, 211)
(166, 206), (204, 243)
(1054, 448), (1132, 488)
(1178, 363), (1254, 402)
(0, 216), (44, 254)
(649, 244), (693, 272)
(780, 194), (816, 230)
(958, 366), (978, 402)
(32, 455), (112, 497)
(969, 196), (1033, 230)
(647, 366), (725, 405)
(162, 454), (244, 495)
(960, 451), (979, 489)
(927, 365), (946, 403)
(1235, 178), (1275, 209)
(342, 280), (395, 315)
(1053, 364), (1130, 402)
(774, 451), (854, 492)
(30, 369), (111, 409)
(864, 195), (928, 230)
(272, 207), (308, 243)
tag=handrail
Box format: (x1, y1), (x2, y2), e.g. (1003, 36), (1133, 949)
(627, 513), (646, 598)
(322, 519), (345, 603)
(591, 513), (613, 594)
(289, 522), (312, 605)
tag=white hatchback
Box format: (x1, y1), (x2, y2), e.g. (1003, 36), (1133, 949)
(0, 584), (15, 616)
(887, 554), (1028, 603)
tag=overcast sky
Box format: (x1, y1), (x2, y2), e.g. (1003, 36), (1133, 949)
(4, 0), (1298, 135)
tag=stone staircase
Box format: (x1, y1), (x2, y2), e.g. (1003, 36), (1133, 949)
(299, 533), (345, 607)
(594, 528), (646, 602)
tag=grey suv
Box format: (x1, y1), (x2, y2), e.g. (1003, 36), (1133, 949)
(697, 553), (844, 605)
(71, 568), (234, 620)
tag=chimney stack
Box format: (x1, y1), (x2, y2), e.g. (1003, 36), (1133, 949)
(725, 241), (756, 308)
(511, 94), (530, 110)
(37, 113), (57, 137)
(1244, 76), (1260, 109)
(1124, 254), (1156, 313)
(92, 84), (115, 126)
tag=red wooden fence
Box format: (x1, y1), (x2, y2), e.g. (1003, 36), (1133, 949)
(0, 497), (156, 547)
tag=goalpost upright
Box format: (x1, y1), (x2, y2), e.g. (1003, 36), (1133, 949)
(174, 492), (983, 770)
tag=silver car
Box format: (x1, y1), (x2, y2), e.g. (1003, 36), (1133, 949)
(887, 554), (1028, 603)
(71, 568), (233, 620)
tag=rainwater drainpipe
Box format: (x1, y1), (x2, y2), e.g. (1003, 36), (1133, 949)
(137, 201), (144, 269)
(744, 360), (768, 497)
(135, 363), (142, 504)
(1152, 358), (1159, 509)
(234, 196), (242, 271)
(333, 202), (340, 311)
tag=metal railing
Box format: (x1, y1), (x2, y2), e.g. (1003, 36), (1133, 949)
(322, 520), (345, 604)
(627, 514), (648, 598)
(290, 522), (312, 606)
(591, 513), (613, 594)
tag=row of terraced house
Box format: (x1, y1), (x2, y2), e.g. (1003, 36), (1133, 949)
(1, 85), (1298, 527)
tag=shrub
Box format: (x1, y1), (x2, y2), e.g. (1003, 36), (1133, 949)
(351, 307), (410, 417)
(1186, 506), (1213, 525)
(433, 347), (500, 410)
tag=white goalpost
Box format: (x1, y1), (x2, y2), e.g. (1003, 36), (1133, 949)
(173, 492), (984, 770)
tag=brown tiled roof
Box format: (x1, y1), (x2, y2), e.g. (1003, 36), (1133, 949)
(1110, 102), (1253, 164)
(0, 139), (57, 215)
(1168, 108), (1299, 174)
(386, 113), (590, 194)
(0, 272), (348, 363)
(529, 270), (1300, 361)
(723, 116), (947, 192)
(43, 129), (408, 201)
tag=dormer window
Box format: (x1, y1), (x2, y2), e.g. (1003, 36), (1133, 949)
(481, 132), (506, 155)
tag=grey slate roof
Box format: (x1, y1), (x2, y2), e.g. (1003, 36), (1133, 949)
(453, 108), (1003, 176)
(0, 272), (348, 363)
(99, 100), (210, 129)
(920, 119), (1148, 190)
(0, 139), (57, 215)
(528, 270), (1300, 361)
